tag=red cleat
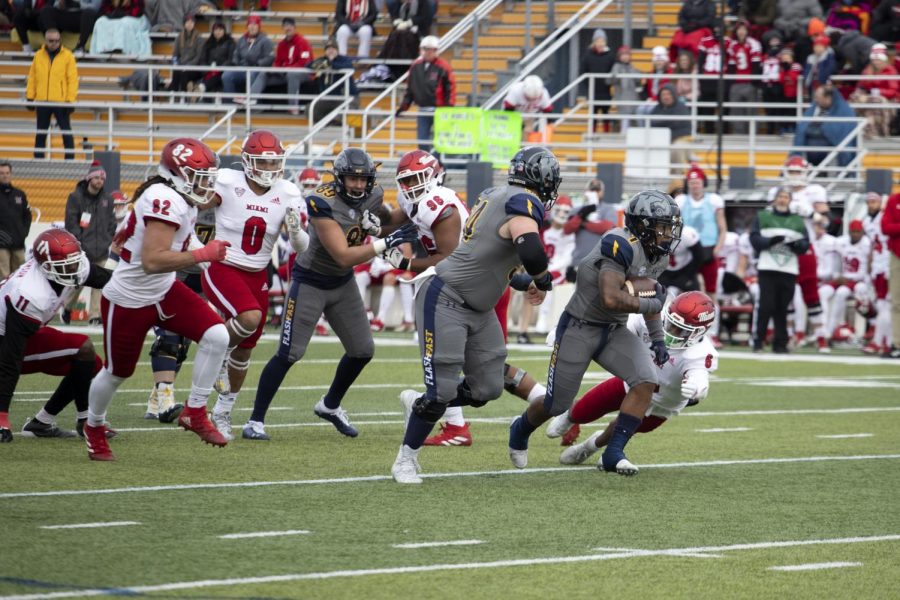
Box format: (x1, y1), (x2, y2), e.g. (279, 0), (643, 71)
(315, 323), (329, 336)
(560, 423), (581, 446)
(861, 342), (881, 355)
(84, 423), (115, 461)
(369, 318), (385, 332)
(424, 422), (472, 446)
(178, 406), (228, 447)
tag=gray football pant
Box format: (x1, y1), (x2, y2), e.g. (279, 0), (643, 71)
(416, 276), (507, 405)
(279, 278), (374, 363)
(543, 311), (659, 415)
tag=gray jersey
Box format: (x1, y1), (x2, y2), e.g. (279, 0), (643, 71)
(565, 226), (668, 324)
(298, 182), (385, 281)
(435, 185), (545, 312)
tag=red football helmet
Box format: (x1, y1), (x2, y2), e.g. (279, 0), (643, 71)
(396, 149), (442, 203)
(297, 167), (321, 193)
(550, 195), (572, 225)
(32, 229), (86, 286)
(663, 290), (717, 348)
(242, 129), (286, 187)
(158, 137), (219, 207)
(111, 190), (130, 221)
(783, 155), (809, 187)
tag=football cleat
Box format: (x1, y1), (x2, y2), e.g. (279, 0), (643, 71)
(211, 410), (234, 441)
(144, 387), (159, 419)
(560, 423), (581, 446)
(861, 342), (881, 355)
(314, 398), (358, 437)
(546, 411), (574, 438)
(369, 318), (385, 332)
(84, 423), (115, 461)
(560, 431), (602, 465)
(395, 321), (416, 333)
(817, 336), (831, 354)
(399, 389), (420, 426)
(508, 416), (529, 469)
(21, 418), (77, 438)
(213, 361), (230, 395)
(242, 420), (270, 441)
(600, 449), (638, 476)
(424, 422), (472, 446)
(391, 445), (423, 484)
(0, 427), (12, 443)
(76, 418), (117, 439)
(156, 383), (183, 423)
(314, 323), (329, 336)
(178, 406), (228, 447)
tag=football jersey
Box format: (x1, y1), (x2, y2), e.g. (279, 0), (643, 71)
(214, 168), (305, 271)
(698, 35), (731, 74)
(811, 232), (840, 281)
(0, 256), (90, 335)
(727, 37), (762, 83)
(718, 230), (741, 274)
(543, 225), (576, 274)
(862, 211), (889, 275)
(397, 185), (469, 255)
(435, 185), (545, 312)
(566, 226), (669, 325)
(626, 314), (718, 419)
(502, 82), (553, 113)
(668, 225), (700, 272)
(299, 181), (386, 279)
(836, 235), (871, 282)
(103, 183), (197, 308)
(179, 206), (217, 277)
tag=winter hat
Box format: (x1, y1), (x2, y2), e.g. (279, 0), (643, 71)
(617, 45), (631, 57)
(85, 160), (106, 181)
(849, 219), (864, 232)
(685, 164), (707, 185)
(247, 14), (261, 26)
(870, 43), (888, 62)
(813, 34), (830, 48)
(807, 17), (825, 37)
(592, 28), (607, 43)
(652, 45), (668, 60)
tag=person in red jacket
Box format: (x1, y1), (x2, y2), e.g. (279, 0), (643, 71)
(395, 35), (455, 151)
(882, 192), (900, 358)
(851, 44), (899, 138)
(248, 18), (314, 116)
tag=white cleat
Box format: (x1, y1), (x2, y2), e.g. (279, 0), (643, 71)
(213, 360), (230, 395)
(210, 411), (234, 441)
(560, 431), (602, 465)
(607, 458), (639, 476)
(391, 445), (422, 484)
(546, 411), (574, 438)
(399, 389), (420, 426)
(144, 387), (159, 420)
(508, 448), (528, 469)
(156, 382), (183, 423)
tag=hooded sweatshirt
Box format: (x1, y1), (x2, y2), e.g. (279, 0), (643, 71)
(650, 83), (691, 139)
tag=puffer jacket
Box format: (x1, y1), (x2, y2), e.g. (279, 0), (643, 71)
(231, 32), (274, 68)
(26, 45), (78, 102)
(64, 180), (116, 262)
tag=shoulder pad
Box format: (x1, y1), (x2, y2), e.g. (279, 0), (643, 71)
(599, 233), (635, 269)
(505, 192), (545, 225)
(306, 193), (334, 219)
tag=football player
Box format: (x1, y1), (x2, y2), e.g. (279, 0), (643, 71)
(391, 146), (559, 483)
(861, 192), (892, 355)
(297, 167), (322, 196)
(550, 291), (718, 470)
(659, 224), (702, 294)
(244, 148), (417, 440)
(84, 137), (232, 461)
(819, 219), (871, 349)
(0, 230), (110, 442)
(507, 190), (681, 475)
(200, 130), (309, 440)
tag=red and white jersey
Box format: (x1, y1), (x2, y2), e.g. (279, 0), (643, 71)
(727, 37), (762, 83)
(718, 231), (741, 274)
(214, 168), (306, 271)
(698, 35), (731, 74)
(836, 235), (871, 282)
(104, 183), (197, 308)
(737, 232), (757, 278)
(0, 257), (90, 334)
(862, 211), (889, 275)
(397, 185), (469, 256)
(543, 225), (575, 274)
(627, 314), (718, 419)
(668, 225), (700, 272)
(812, 232), (840, 281)
(502, 82), (553, 113)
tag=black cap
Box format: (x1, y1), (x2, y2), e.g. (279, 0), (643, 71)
(282, 17), (295, 26)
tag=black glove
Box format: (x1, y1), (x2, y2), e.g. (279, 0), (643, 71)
(654, 282), (667, 303)
(788, 239), (809, 255)
(651, 339), (669, 367)
(565, 266), (577, 283)
(533, 271), (553, 292)
(383, 222), (419, 249)
(26, 100), (35, 112)
(767, 235), (785, 247)
(577, 204), (595, 220)
(395, 103), (409, 117)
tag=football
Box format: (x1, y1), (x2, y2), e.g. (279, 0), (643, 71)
(623, 276), (659, 299)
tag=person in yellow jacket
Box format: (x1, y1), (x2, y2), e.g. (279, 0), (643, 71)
(26, 28), (78, 160)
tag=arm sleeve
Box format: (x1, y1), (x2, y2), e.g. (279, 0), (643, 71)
(83, 262), (113, 289)
(0, 298), (41, 407)
(645, 315), (664, 342)
(562, 215), (582, 234)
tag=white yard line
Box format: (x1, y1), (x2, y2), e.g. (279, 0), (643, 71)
(768, 561), (862, 572)
(218, 530), (310, 540)
(39, 521), (139, 530)
(1, 535), (896, 600)
(393, 540), (484, 549)
(816, 433), (874, 439)
(695, 427), (753, 433)
(3, 454), (899, 500)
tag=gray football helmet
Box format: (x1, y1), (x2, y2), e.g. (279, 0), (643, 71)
(624, 190), (683, 259)
(507, 146), (562, 210)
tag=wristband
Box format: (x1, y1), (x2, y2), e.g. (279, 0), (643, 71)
(533, 271), (553, 291)
(638, 297), (663, 315)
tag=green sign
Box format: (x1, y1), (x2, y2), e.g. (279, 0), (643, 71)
(480, 110), (522, 168)
(432, 107), (523, 167)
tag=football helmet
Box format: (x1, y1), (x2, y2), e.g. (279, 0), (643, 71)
(111, 190), (130, 221)
(522, 75), (544, 100)
(158, 137), (219, 208)
(297, 167), (321, 193)
(332, 148), (377, 206)
(783, 155), (809, 187)
(507, 146), (561, 210)
(663, 290), (716, 348)
(396, 149), (441, 203)
(550, 195), (572, 225)
(624, 190), (683, 259)
(32, 229), (86, 287)
(241, 129), (286, 188)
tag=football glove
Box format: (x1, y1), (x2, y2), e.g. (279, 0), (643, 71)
(650, 339), (669, 367)
(383, 246), (410, 270)
(285, 206), (309, 253)
(680, 376), (708, 401)
(372, 222), (418, 255)
(361, 209), (382, 236)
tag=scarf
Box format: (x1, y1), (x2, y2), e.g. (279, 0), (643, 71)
(347, 0), (367, 22)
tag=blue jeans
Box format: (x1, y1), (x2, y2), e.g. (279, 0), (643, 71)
(222, 70), (262, 98)
(416, 111), (434, 151)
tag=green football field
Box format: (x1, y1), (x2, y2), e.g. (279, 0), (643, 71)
(2, 331), (899, 600)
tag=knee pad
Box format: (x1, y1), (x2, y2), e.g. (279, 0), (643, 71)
(202, 323), (230, 348)
(412, 395), (447, 424)
(176, 339), (192, 366)
(503, 363), (527, 394)
(149, 330), (184, 359)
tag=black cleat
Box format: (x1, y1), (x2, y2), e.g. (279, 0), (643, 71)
(21, 418), (77, 438)
(0, 427), (12, 443)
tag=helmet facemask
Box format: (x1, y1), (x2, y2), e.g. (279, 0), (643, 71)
(397, 167), (438, 204)
(40, 251), (87, 287)
(175, 164), (219, 208)
(663, 299), (710, 348)
(242, 153), (285, 188)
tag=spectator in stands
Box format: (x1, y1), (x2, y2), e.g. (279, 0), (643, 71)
(882, 192), (900, 358)
(146, 0), (213, 33)
(89, 0), (151, 57)
(762, 46), (801, 135)
(0, 0), (12, 32)
(579, 28), (616, 133)
(638, 45), (673, 123)
(13, 0), (46, 54)
(0, 161), (31, 278)
(670, 0), (717, 63)
(802, 34), (836, 96)
(836, 29), (877, 74)
(727, 19), (762, 134)
(825, 0), (873, 36)
(396, 35), (454, 151)
(308, 38), (358, 123)
(871, 0), (900, 43)
(334, 0), (377, 58)
(793, 84), (857, 166)
(63, 160), (115, 325)
(26, 27), (77, 159)
(166, 13), (203, 98)
(651, 84), (694, 171)
(774, 0), (823, 48)
(196, 18), (233, 98)
(503, 74), (553, 114)
(697, 31), (729, 133)
(563, 179), (614, 282)
(222, 14), (274, 105)
(38, 0), (101, 56)
(670, 50), (698, 105)
(222, 0), (267, 14)
(377, 9), (423, 81)
(248, 17), (314, 115)
(607, 45), (643, 133)
(850, 43), (899, 138)
(387, 0), (436, 36)
(739, 0), (777, 36)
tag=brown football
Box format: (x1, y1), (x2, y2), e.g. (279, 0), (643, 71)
(622, 276), (659, 298)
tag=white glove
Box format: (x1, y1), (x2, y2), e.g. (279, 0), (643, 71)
(681, 376), (709, 401)
(383, 246), (410, 270)
(361, 209), (382, 236)
(285, 207), (309, 253)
